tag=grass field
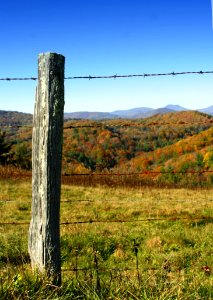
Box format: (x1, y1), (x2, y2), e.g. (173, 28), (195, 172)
(0, 178), (213, 299)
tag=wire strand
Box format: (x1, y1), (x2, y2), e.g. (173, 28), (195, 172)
(63, 170), (213, 177)
(66, 71), (213, 79)
(1, 70), (213, 81)
(1, 120), (213, 130)
(0, 216), (211, 226)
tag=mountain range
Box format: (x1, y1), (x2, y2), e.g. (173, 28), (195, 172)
(0, 105), (213, 125)
(64, 104), (213, 120)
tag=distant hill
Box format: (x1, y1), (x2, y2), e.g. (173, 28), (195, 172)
(64, 111), (118, 120)
(0, 110), (32, 126)
(135, 107), (174, 118)
(198, 105), (213, 115)
(164, 104), (188, 111)
(141, 110), (212, 124)
(64, 104), (212, 120)
(64, 106), (177, 120)
(111, 107), (153, 118)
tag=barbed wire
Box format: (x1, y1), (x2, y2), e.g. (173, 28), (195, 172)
(0, 125), (32, 129)
(0, 199), (95, 203)
(62, 267), (135, 272)
(1, 119), (213, 130)
(1, 70), (213, 81)
(0, 216), (211, 226)
(63, 170), (213, 177)
(0, 170), (212, 182)
(0, 77), (37, 81)
(62, 199), (95, 203)
(61, 216), (213, 225)
(63, 121), (213, 129)
(65, 71), (213, 80)
(0, 221), (30, 225)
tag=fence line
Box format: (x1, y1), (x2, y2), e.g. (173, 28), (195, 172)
(2, 54), (213, 285)
(0, 169), (213, 180)
(0, 170), (212, 181)
(60, 216), (213, 225)
(1, 216), (212, 226)
(62, 267), (135, 272)
(62, 199), (95, 203)
(1, 70), (213, 81)
(65, 71), (213, 79)
(0, 125), (32, 128)
(63, 170), (213, 177)
(63, 121), (213, 129)
(0, 77), (37, 81)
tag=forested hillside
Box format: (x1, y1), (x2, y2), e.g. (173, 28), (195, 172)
(0, 110), (32, 126)
(116, 126), (213, 186)
(62, 111), (213, 173)
(0, 110), (213, 186)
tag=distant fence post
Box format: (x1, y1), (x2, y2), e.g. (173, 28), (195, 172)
(28, 52), (65, 284)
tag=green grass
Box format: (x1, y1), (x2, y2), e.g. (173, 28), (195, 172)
(0, 178), (213, 299)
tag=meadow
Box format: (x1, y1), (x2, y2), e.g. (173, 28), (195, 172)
(0, 178), (213, 299)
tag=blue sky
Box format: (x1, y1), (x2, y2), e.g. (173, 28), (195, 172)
(0, 0), (213, 113)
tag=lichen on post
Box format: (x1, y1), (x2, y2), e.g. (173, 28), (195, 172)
(28, 53), (65, 285)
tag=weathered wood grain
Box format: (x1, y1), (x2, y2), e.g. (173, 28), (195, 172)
(28, 53), (65, 284)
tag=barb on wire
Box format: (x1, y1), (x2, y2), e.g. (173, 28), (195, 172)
(1, 70), (213, 81)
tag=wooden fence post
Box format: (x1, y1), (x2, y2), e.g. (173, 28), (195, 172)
(28, 52), (65, 284)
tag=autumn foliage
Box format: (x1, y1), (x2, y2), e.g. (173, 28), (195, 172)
(1, 110), (213, 187)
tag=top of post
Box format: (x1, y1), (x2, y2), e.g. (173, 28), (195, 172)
(38, 52), (65, 59)
(38, 53), (65, 64)
(38, 53), (65, 74)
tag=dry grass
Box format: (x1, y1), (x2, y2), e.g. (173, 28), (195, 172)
(0, 178), (213, 299)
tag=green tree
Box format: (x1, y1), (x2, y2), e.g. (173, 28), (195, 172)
(196, 153), (204, 168)
(0, 131), (12, 164)
(14, 143), (31, 170)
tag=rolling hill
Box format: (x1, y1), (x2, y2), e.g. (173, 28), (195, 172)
(62, 111), (213, 173)
(0, 110), (32, 126)
(198, 105), (213, 115)
(1, 109), (213, 186)
(118, 124), (213, 186)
